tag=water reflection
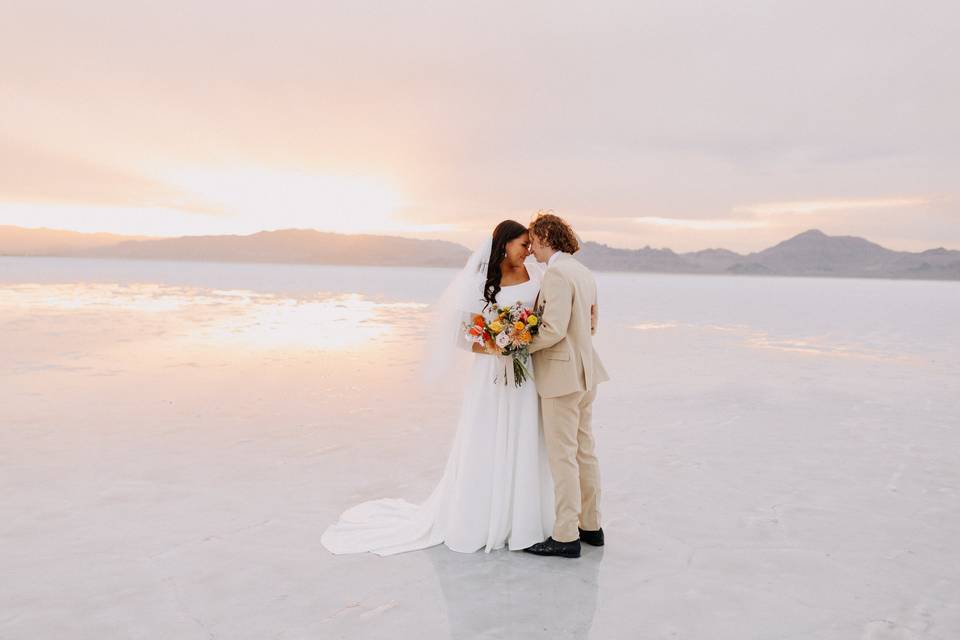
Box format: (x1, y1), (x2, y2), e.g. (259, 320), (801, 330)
(629, 322), (678, 331)
(0, 282), (195, 312)
(0, 282), (425, 351)
(743, 333), (915, 362)
(426, 547), (601, 639)
(193, 293), (423, 351)
(627, 320), (916, 362)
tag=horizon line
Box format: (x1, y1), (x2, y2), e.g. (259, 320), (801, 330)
(1, 223), (956, 256)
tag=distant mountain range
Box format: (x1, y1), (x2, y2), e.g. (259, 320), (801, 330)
(0, 225), (153, 254)
(579, 229), (960, 280)
(2, 225), (958, 280)
(0, 225), (469, 268)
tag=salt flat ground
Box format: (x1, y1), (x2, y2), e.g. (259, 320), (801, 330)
(1, 257), (958, 640)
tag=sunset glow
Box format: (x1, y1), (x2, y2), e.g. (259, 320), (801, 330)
(160, 167), (409, 235)
(0, 2), (957, 252)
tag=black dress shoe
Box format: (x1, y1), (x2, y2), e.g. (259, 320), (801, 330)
(578, 527), (604, 547)
(523, 537), (581, 558)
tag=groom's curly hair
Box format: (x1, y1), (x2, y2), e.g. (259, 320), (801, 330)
(528, 210), (580, 254)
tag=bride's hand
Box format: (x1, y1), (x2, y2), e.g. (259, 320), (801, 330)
(472, 342), (501, 355)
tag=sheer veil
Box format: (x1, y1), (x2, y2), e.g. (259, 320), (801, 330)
(421, 236), (493, 386)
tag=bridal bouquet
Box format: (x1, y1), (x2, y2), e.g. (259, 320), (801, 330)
(464, 302), (540, 387)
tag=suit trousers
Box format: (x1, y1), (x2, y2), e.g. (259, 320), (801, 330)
(540, 385), (601, 542)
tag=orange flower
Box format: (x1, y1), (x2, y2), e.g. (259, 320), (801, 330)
(514, 321), (525, 332)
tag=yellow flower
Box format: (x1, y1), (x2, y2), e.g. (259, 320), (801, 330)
(489, 321), (503, 333)
(527, 315), (538, 326)
(514, 321), (525, 332)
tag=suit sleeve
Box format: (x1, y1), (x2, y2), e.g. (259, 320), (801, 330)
(591, 291), (599, 335)
(529, 269), (573, 354)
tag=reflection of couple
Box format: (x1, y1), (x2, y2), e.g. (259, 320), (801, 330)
(426, 544), (601, 638)
(322, 212), (609, 558)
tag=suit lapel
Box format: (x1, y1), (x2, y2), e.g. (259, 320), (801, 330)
(535, 253), (567, 311)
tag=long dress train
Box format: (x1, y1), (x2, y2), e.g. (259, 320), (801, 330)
(321, 277), (554, 555)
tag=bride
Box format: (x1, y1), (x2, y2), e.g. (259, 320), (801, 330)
(321, 220), (555, 555)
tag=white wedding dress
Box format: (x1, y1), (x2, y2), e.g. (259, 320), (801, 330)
(321, 273), (555, 555)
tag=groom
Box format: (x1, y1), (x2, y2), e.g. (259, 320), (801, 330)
(524, 212), (610, 559)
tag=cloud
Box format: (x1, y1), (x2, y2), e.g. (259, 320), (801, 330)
(0, 203), (227, 237)
(0, 136), (222, 214)
(734, 197), (933, 216)
(632, 217), (769, 231)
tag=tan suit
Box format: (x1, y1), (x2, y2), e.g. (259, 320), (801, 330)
(529, 253), (609, 542)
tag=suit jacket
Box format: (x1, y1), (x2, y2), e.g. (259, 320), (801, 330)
(529, 253), (610, 398)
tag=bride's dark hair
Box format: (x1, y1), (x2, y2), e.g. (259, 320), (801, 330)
(484, 220), (528, 307)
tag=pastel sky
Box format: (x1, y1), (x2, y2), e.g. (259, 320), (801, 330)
(1, 1), (958, 252)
